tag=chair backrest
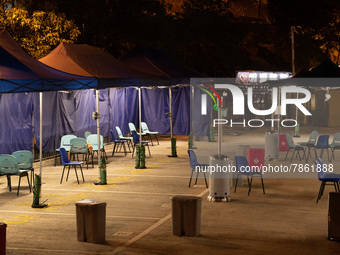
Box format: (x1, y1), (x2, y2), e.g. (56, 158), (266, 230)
(84, 131), (92, 140)
(115, 126), (124, 139)
(131, 130), (140, 143)
(248, 148), (265, 172)
(59, 147), (70, 165)
(187, 150), (199, 168)
(331, 132), (340, 146)
(315, 135), (329, 148)
(285, 133), (295, 148)
(70, 138), (88, 154)
(60, 134), (77, 151)
(141, 122), (148, 133)
(129, 123), (137, 133)
(307, 131), (319, 145)
(12, 150), (33, 170)
(314, 158), (326, 180)
(0, 155), (19, 175)
(235, 156), (249, 173)
(87, 134), (104, 151)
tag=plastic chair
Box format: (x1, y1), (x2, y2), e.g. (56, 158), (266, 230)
(141, 122), (159, 146)
(110, 130), (129, 156)
(55, 134), (77, 166)
(84, 131), (92, 140)
(187, 150), (208, 188)
(285, 133), (306, 162)
(235, 155), (265, 196)
(115, 126), (133, 150)
(59, 148), (84, 184)
(314, 158), (340, 203)
(131, 130), (151, 157)
(70, 138), (89, 168)
(87, 134), (107, 165)
(313, 135), (329, 161)
(329, 132), (340, 161)
(298, 130), (319, 162)
(129, 122), (146, 136)
(12, 150), (34, 187)
(0, 154), (31, 195)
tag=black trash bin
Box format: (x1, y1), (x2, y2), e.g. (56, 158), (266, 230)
(171, 195), (201, 236)
(75, 200), (106, 244)
(0, 222), (7, 255)
(328, 192), (340, 240)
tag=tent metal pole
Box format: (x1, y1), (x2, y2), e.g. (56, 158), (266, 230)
(169, 87), (173, 139)
(39, 92), (43, 177)
(139, 88), (142, 145)
(96, 89), (101, 175)
(217, 99), (222, 155)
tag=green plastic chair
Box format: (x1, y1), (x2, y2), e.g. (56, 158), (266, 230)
(70, 138), (89, 168)
(55, 134), (77, 166)
(285, 133), (306, 162)
(298, 130), (319, 162)
(141, 122), (159, 146)
(86, 134), (107, 166)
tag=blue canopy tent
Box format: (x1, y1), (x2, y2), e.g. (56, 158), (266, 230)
(0, 28), (98, 179)
(121, 46), (208, 139)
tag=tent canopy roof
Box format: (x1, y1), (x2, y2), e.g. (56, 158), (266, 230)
(121, 46), (206, 85)
(0, 28), (97, 93)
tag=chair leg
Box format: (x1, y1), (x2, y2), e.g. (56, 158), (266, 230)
(7, 175), (12, 192)
(147, 144), (151, 156)
(74, 166), (79, 184)
(17, 175), (22, 196)
(60, 166), (66, 184)
(132, 144), (136, 157)
(334, 182), (338, 192)
(317, 182), (324, 203)
(66, 166), (71, 181)
(112, 142), (117, 156)
(290, 150), (296, 163)
(188, 168), (194, 187)
(284, 150), (289, 161)
(327, 148), (330, 162)
(337, 182), (340, 192)
(261, 175), (265, 194)
(80, 165), (85, 182)
(203, 171), (208, 188)
(155, 135), (159, 145)
(234, 174), (239, 193)
(195, 168), (199, 185)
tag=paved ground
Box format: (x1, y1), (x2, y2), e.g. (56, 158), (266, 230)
(1, 126), (340, 254)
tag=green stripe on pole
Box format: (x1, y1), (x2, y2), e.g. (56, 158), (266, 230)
(140, 145), (146, 169)
(171, 138), (177, 157)
(135, 145), (141, 169)
(100, 158), (107, 184)
(32, 174), (41, 207)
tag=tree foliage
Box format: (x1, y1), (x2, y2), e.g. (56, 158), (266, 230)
(0, 6), (80, 59)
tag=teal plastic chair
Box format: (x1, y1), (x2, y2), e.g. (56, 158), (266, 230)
(329, 132), (340, 161)
(116, 126), (133, 149)
(70, 138), (89, 168)
(12, 150), (34, 186)
(285, 133), (305, 162)
(55, 134), (77, 166)
(84, 131), (92, 140)
(0, 154), (31, 195)
(298, 130), (319, 162)
(129, 122), (146, 136)
(86, 134), (107, 166)
(141, 122), (159, 146)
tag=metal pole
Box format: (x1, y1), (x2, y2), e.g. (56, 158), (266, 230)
(217, 99), (222, 155)
(138, 88), (142, 145)
(169, 87), (173, 139)
(190, 86), (195, 148)
(39, 92), (43, 177)
(96, 89), (101, 175)
(291, 26), (299, 122)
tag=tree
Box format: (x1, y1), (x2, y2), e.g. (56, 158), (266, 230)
(0, 6), (80, 59)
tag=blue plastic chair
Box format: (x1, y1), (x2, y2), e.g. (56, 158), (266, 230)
(329, 133), (340, 161)
(187, 150), (208, 188)
(131, 130), (151, 157)
(235, 156), (265, 196)
(55, 134), (77, 166)
(141, 122), (159, 146)
(298, 130), (319, 162)
(314, 158), (340, 203)
(313, 135), (329, 161)
(12, 150), (34, 186)
(59, 148), (84, 184)
(0, 154), (31, 195)
(285, 133), (305, 162)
